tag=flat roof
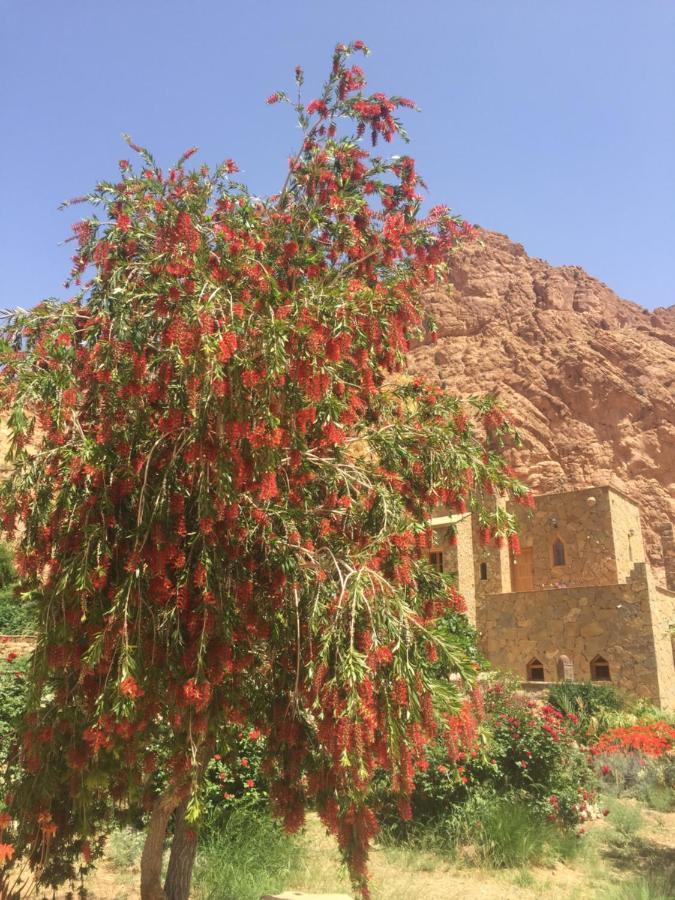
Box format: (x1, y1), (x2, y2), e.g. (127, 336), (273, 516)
(525, 483), (639, 508)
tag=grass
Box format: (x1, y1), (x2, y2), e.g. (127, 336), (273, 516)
(607, 800), (644, 848)
(107, 827), (146, 869)
(463, 797), (581, 869)
(597, 873), (675, 900)
(88, 792), (674, 900)
(194, 805), (302, 900)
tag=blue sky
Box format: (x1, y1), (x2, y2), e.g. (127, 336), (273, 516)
(2, 1), (673, 311)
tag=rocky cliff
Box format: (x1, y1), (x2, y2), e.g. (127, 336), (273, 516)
(409, 231), (675, 583)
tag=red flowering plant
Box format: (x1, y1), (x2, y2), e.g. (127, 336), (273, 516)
(590, 722), (675, 758)
(0, 42), (529, 900)
(590, 722), (675, 810)
(373, 679), (597, 840)
(202, 728), (269, 824)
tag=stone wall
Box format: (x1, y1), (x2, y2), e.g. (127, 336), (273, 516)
(659, 523), (675, 591)
(472, 501), (512, 599)
(508, 486), (621, 590)
(648, 581), (675, 709)
(477, 563), (675, 709)
(609, 490), (647, 583)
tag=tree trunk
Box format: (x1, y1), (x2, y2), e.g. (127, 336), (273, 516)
(163, 798), (199, 900)
(140, 789), (180, 900)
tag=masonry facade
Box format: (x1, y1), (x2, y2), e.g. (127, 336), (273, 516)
(431, 486), (675, 710)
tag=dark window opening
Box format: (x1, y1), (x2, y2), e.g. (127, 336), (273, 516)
(527, 658), (545, 682)
(591, 655), (611, 681)
(479, 562), (488, 581)
(552, 537), (566, 567)
(429, 551), (444, 573)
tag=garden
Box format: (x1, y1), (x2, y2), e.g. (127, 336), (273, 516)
(0, 39), (672, 900)
(0, 577), (673, 899)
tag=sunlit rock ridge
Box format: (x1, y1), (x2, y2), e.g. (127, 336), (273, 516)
(409, 230), (675, 584)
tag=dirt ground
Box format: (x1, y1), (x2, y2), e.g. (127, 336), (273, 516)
(40, 804), (675, 900)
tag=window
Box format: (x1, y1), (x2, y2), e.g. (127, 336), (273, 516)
(552, 537), (566, 567)
(479, 562), (488, 581)
(527, 658), (545, 682)
(590, 655), (611, 681)
(429, 551), (444, 573)
(556, 655), (574, 682)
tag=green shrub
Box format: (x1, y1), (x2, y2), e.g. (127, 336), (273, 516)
(201, 729), (268, 831)
(0, 586), (37, 634)
(374, 680), (596, 865)
(548, 681), (624, 736)
(0, 544), (15, 590)
(194, 805), (300, 900)
(0, 655), (28, 747)
(595, 749), (675, 811)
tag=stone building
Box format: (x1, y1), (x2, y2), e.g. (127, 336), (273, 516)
(430, 485), (675, 710)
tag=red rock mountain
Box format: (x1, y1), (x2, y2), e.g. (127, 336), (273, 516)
(408, 230), (675, 584)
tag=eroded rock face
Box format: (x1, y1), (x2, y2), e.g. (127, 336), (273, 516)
(408, 231), (675, 584)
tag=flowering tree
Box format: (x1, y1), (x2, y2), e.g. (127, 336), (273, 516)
(0, 42), (528, 900)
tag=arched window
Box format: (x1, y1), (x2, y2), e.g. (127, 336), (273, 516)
(590, 655), (611, 681)
(556, 655), (574, 682)
(552, 537), (566, 567)
(479, 562), (488, 581)
(527, 658), (545, 682)
(429, 551), (444, 573)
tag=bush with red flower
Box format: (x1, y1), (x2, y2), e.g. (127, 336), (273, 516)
(374, 678), (597, 847)
(590, 722), (675, 758)
(591, 721), (675, 811)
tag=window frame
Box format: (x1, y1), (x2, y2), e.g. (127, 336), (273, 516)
(590, 655), (611, 682)
(526, 657), (546, 682)
(552, 537), (566, 568)
(429, 550), (444, 573)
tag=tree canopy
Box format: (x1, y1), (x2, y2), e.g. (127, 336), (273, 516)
(0, 41), (528, 900)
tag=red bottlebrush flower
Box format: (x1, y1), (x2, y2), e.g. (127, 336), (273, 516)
(120, 676), (143, 700)
(508, 533), (521, 556)
(392, 678), (408, 707)
(0, 812), (11, 830)
(116, 214), (131, 232)
(479, 526), (491, 546)
(306, 99), (328, 117)
(0, 843), (14, 862)
(266, 92), (282, 104)
(218, 332), (238, 363)
(257, 471), (279, 501)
